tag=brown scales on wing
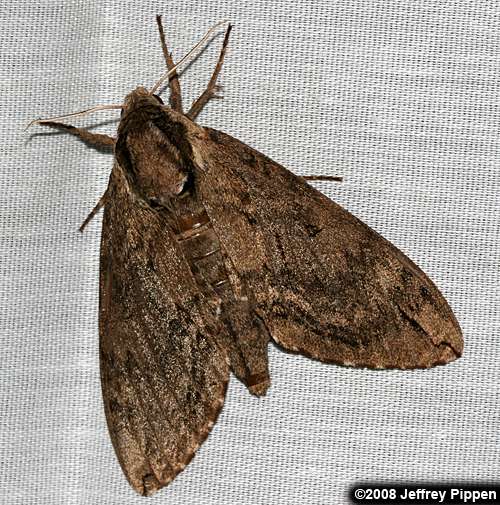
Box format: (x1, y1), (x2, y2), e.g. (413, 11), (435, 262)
(196, 127), (463, 369)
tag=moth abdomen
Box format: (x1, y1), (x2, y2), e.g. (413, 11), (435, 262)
(168, 200), (228, 295)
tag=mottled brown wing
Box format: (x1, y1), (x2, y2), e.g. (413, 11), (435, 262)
(196, 128), (463, 369)
(99, 166), (229, 496)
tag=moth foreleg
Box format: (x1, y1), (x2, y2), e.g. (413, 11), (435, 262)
(187, 24), (232, 121)
(155, 15), (183, 113)
(38, 121), (115, 149)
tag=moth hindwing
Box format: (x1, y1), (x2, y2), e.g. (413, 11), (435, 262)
(35, 18), (462, 497)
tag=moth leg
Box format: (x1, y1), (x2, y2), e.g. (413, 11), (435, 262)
(156, 15), (183, 113)
(37, 121), (115, 149)
(187, 24), (232, 121)
(79, 191), (107, 232)
(302, 175), (343, 182)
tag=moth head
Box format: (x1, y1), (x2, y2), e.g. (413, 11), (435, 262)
(120, 87), (164, 118)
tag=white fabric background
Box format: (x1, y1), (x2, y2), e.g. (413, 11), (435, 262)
(1, 1), (499, 504)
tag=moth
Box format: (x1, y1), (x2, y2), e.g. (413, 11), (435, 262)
(31, 17), (463, 496)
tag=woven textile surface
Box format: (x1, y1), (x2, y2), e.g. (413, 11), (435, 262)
(1, 1), (499, 504)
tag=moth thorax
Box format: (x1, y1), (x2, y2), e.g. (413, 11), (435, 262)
(127, 124), (189, 205)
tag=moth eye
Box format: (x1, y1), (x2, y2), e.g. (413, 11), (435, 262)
(177, 172), (195, 197)
(153, 94), (164, 105)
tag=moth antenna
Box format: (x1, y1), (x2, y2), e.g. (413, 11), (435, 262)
(149, 20), (229, 95)
(26, 104), (123, 130)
